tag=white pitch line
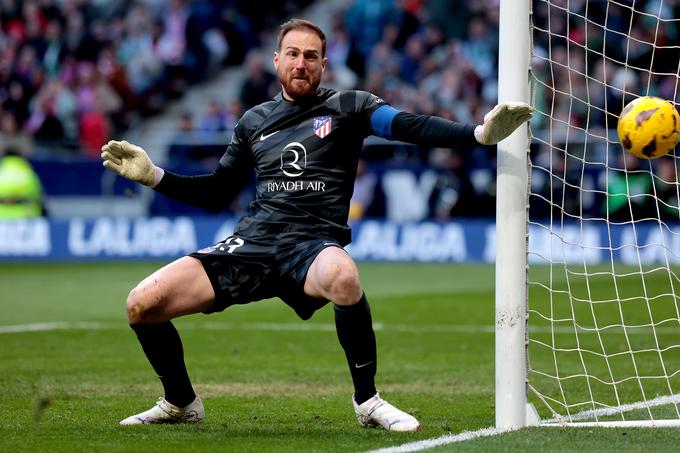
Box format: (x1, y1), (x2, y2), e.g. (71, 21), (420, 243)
(363, 426), (504, 453)
(0, 321), (116, 333)
(1, 321), (680, 335)
(543, 393), (680, 424)
(365, 393), (680, 452)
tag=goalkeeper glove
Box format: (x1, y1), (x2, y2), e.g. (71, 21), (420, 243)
(101, 140), (163, 187)
(474, 102), (534, 145)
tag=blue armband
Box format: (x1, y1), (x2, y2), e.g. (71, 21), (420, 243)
(370, 105), (401, 139)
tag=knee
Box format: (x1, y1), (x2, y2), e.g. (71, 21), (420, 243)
(320, 263), (362, 306)
(126, 284), (164, 324)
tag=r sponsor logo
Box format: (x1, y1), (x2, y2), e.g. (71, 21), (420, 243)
(280, 142), (307, 177)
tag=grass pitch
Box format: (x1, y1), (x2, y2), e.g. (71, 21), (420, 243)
(1, 262), (680, 452)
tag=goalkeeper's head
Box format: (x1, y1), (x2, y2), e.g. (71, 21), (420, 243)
(274, 18), (328, 101)
(277, 19), (327, 58)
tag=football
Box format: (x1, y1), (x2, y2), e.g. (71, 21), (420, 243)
(617, 96), (680, 159)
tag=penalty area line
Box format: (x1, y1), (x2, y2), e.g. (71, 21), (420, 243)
(363, 426), (503, 453)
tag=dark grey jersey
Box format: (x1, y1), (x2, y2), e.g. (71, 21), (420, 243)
(222, 88), (385, 245)
(155, 87), (479, 245)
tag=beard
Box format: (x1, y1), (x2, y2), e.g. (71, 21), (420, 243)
(279, 70), (320, 99)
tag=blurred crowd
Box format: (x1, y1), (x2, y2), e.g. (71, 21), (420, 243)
(2, 0), (680, 222)
(529, 0), (680, 223)
(169, 0), (504, 219)
(0, 0), (312, 158)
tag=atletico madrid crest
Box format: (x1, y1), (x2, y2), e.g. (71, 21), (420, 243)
(313, 116), (332, 139)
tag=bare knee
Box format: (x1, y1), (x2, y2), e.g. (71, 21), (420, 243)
(320, 262), (362, 306)
(126, 281), (166, 324)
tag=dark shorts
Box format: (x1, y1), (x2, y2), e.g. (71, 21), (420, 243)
(188, 236), (341, 320)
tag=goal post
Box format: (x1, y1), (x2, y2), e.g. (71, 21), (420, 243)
(495, 0), (532, 431)
(497, 0), (680, 428)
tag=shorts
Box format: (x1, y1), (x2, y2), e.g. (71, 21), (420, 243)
(188, 236), (341, 320)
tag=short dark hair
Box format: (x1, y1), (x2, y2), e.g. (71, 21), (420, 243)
(278, 18), (326, 58)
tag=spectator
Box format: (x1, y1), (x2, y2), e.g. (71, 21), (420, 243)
(218, 6), (256, 66)
(198, 100), (226, 133)
(326, 18), (351, 71)
(167, 111), (197, 166)
(26, 96), (64, 145)
(344, 0), (401, 77)
(461, 15), (497, 82)
(239, 50), (276, 109)
(26, 77), (77, 145)
(79, 109), (109, 157)
(75, 62), (121, 156)
(156, 0), (188, 92)
(62, 8), (86, 57)
(2, 80), (30, 127)
(223, 99), (243, 131)
(604, 152), (657, 222)
(42, 20), (67, 78)
(425, 0), (471, 40)
(117, 4), (162, 97)
(529, 148), (583, 221)
(400, 34), (426, 85)
(0, 149), (45, 218)
(0, 110), (33, 155)
(349, 159), (377, 220)
(74, 62), (122, 120)
(428, 148), (476, 219)
(655, 156), (679, 221)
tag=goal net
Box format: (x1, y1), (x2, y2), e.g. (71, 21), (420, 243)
(526, 0), (680, 426)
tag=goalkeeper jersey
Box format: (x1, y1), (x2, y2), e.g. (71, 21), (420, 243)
(156, 87), (479, 246)
(223, 88), (384, 245)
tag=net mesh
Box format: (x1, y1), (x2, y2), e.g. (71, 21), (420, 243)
(527, 0), (680, 423)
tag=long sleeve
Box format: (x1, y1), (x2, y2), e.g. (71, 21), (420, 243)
(154, 163), (251, 212)
(390, 112), (480, 148)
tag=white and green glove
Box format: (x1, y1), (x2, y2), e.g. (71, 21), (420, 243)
(474, 102), (534, 145)
(101, 140), (162, 187)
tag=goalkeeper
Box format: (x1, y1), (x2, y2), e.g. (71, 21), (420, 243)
(102, 18), (532, 430)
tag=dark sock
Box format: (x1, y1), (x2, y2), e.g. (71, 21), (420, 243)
(130, 321), (196, 408)
(334, 293), (377, 405)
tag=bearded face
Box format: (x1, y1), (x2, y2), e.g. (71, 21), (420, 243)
(274, 29), (326, 100)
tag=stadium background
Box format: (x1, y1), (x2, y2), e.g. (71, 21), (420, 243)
(5, 1), (680, 452)
(0, 0), (507, 261)
(3, 0), (673, 263)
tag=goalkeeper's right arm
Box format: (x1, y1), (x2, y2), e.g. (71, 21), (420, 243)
(101, 140), (249, 212)
(101, 140), (163, 187)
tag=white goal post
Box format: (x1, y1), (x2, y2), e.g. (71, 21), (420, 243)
(496, 0), (680, 428)
(495, 0), (532, 431)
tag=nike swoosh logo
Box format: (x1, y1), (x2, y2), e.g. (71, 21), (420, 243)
(355, 361), (373, 369)
(260, 130), (279, 141)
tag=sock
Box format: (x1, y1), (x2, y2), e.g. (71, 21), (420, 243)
(334, 293), (377, 405)
(130, 321), (196, 408)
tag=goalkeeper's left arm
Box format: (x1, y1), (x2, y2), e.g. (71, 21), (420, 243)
(369, 101), (533, 147)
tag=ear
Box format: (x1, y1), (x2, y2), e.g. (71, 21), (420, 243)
(321, 56), (328, 73)
(273, 52), (280, 70)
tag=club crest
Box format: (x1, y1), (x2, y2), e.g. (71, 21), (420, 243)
(313, 116), (332, 139)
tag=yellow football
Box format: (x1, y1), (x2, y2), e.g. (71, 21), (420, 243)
(617, 96), (680, 159)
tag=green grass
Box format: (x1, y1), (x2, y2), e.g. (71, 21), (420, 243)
(528, 264), (680, 421)
(1, 262), (680, 452)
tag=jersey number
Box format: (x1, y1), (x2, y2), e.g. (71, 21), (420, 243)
(223, 237), (244, 253)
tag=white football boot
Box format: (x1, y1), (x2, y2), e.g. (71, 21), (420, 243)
(353, 392), (421, 432)
(120, 395), (204, 425)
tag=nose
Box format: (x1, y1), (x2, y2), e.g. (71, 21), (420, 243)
(293, 54), (306, 70)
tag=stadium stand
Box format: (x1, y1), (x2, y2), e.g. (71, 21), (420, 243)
(9, 0), (670, 221)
